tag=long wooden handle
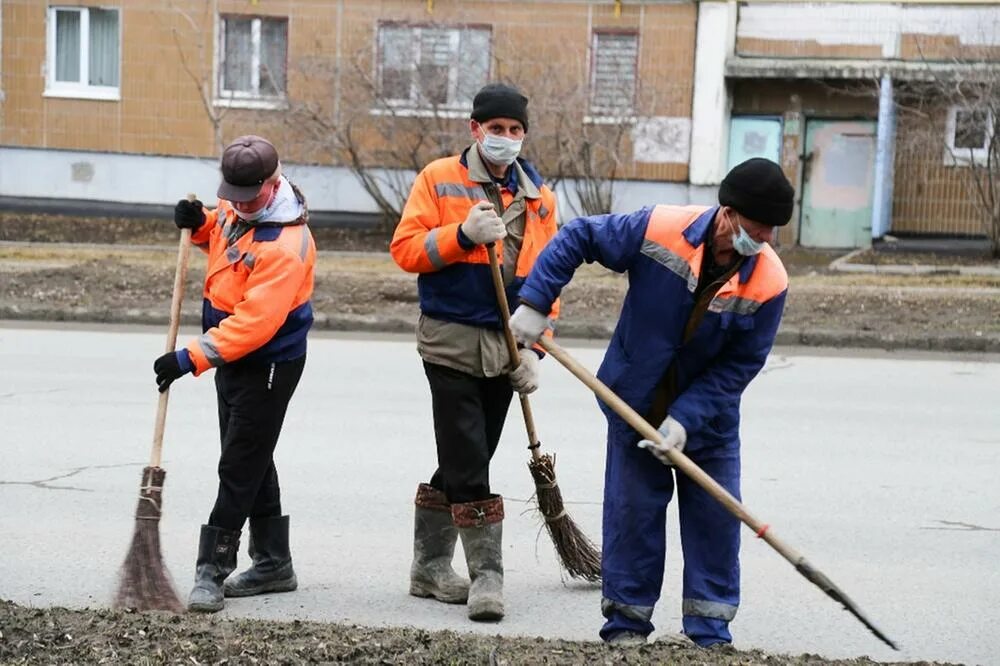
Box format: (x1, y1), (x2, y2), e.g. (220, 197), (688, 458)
(538, 337), (771, 534)
(485, 244), (541, 459)
(150, 197), (195, 467)
(538, 337), (899, 650)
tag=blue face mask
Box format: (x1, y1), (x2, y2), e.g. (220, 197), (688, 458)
(731, 218), (765, 256)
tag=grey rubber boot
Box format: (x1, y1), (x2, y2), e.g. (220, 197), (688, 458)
(224, 515), (297, 598)
(187, 524), (240, 613)
(453, 494), (504, 622)
(409, 484), (470, 604)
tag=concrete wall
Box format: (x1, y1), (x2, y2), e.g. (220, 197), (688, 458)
(688, 0), (736, 185)
(736, 2), (1000, 60)
(0, 146), (713, 216)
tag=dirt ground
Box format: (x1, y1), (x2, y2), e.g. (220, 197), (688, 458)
(1, 212), (999, 351)
(0, 600), (951, 666)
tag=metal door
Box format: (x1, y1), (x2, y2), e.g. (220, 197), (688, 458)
(800, 119), (877, 248)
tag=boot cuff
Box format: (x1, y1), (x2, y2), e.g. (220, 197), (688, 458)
(452, 495), (504, 528)
(414, 483), (450, 512)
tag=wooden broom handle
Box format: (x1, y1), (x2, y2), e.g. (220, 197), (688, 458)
(537, 336), (803, 561)
(485, 243), (542, 461)
(150, 195), (196, 467)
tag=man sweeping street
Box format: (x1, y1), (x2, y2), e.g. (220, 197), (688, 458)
(390, 83), (560, 622)
(152, 135), (316, 613)
(508, 158), (794, 647)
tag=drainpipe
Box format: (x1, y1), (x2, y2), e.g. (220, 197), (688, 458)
(871, 73), (896, 240)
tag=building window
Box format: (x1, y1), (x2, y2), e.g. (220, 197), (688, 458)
(376, 23), (490, 113)
(218, 15), (288, 106)
(945, 105), (995, 166)
(590, 31), (638, 117)
(45, 6), (120, 100)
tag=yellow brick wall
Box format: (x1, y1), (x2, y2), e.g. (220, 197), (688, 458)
(0, 0), (696, 180)
(892, 104), (990, 237)
(2, 0), (696, 183)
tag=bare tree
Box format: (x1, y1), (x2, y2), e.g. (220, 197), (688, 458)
(892, 35), (1000, 257)
(169, 0), (229, 154)
(283, 22), (657, 227)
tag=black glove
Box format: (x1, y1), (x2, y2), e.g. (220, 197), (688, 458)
(174, 199), (205, 230)
(153, 351), (189, 393)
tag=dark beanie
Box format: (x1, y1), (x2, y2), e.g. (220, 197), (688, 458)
(471, 83), (529, 132)
(718, 158), (795, 227)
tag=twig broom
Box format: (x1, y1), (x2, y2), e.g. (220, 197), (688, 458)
(486, 244), (601, 582)
(113, 216), (194, 612)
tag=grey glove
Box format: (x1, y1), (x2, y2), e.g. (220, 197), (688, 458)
(509, 348), (540, 395)
(637, 415), (687, 465)
(461, 201), (506, 245)
(509, 304), (549, 346)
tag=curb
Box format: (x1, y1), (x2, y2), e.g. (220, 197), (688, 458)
(829, 248), (1000, 276)
(2, 307), (998, 354)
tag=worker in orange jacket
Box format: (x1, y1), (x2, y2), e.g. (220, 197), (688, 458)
(391, 83), (560, 622)
(153, 135), (316, 613)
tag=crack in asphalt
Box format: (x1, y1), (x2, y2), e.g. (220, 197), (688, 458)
(0, 462), (145, 493)
(921, 519), (1000, 532)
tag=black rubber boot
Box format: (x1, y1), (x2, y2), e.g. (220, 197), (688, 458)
(409, 484), (470, 604)
(223, 515), (297, 597)
(453, 495), (504, 622)
(187, 524), (240, 613)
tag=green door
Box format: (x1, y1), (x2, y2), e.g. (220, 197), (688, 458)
(800, 119), (877, 248)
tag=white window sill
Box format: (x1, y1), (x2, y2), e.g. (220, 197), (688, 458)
(584, 114), (637, 125)
(369, 106), (471, 120)
(43, 87), (120, 102)
(943, 149), (990, 168)
(214, 96), (289, 111)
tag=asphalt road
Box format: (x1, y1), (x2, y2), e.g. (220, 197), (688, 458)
(1, 324), (997, 665)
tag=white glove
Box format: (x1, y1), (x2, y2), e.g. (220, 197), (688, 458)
(509, 304), (549, 346)
(638, 415), (687, 465)
(461, 201), (506, 245)
(509, 348), (540, 395)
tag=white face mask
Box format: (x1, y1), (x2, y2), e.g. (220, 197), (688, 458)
(478, 133), (522, 166)
(731, 220), (765, 256)
(235, 185), (278, 222)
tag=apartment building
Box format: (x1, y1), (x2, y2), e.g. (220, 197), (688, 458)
(1, 0), (997, 247)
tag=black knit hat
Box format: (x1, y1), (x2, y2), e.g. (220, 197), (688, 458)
(718, 158), (795, 227)
(471, 83), (529, 132)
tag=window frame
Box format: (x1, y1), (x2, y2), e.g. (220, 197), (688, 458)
(374, 21), (492, 114)
(943, 104), (995, 167)
(44, 5), (121, 101)
(588, 28), (640, 120)
(215, 13), (289, 109)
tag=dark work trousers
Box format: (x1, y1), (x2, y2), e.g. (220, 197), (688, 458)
(423, 361), (514, 504)
(208, 354), (306, 530)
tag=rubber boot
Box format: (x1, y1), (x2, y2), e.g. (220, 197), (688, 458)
(223, 515), (297, 597)
(409, 484), (470, 604)
(187, 524), (240, 613)
(453, 495), (504, 622)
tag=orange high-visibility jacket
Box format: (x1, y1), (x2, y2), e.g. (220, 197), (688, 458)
(390, 149), (560, 333)
(184, 198), (316, 376)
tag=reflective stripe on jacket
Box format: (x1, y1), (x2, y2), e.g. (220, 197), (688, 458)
(184, 200), (316, 376)
(519, 204), (787, 451)
(390, 150), (561, 332)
